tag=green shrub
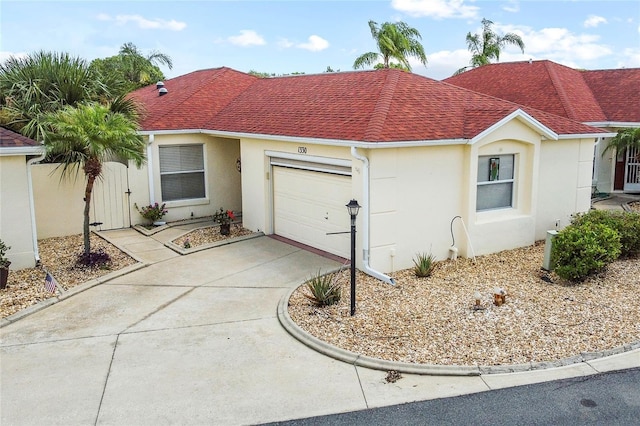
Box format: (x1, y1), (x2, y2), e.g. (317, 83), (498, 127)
(571, 210), (640, 258)
(304, 270), (341, 306)
(413, 252), (436, 278)
(551, 222), (621, 282)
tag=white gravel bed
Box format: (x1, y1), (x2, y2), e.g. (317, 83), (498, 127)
(288, 242), (640, 366)
(1, 233), (136, 319)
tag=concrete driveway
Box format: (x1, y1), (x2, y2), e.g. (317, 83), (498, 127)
(1, 235), (637, 425)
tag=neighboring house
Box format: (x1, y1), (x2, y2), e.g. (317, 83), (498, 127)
(445, 60), (640, 194)
(128, 67), (609, 281)
(0, 127), (45, 269)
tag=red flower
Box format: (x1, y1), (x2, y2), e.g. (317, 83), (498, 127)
(227, 210), (236, 220)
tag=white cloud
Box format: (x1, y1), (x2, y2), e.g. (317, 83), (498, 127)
(584, 15), (607, 28)
(391, 0), (478, 19)
(0, 51), (28, 64)
(228, 30), (266, 47)
(503, 0), (520, 13)
(617, 48), (640, 68)
(98, 13), (186, 31)
(296, 35), (329, 52)
(277, 38), (294, 49)
(497, 24), (612, 62)
(413, 49), (471, 79)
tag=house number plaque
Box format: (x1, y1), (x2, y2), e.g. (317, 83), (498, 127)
(298, 146), (307, 154)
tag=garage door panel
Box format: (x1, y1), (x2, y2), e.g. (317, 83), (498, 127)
(273, 167), (351, 258)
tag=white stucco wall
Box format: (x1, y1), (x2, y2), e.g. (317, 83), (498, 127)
(239, 120), (595, 276)
(365, 145), (466, 272)
(240, 138), (354, 235)
(0, 156), (37, 269)
(143, 133), (242, 224)
(32, 163), (86, 238)
(535, 137), (595, 238)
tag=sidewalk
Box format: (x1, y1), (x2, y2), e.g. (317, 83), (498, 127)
(592, 193), (640, 211)
(1, 226), (638, 425)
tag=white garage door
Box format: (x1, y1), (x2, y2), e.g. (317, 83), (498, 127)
(273, 166), (352, 259)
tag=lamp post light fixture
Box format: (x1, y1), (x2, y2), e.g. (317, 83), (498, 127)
(346, 199), (361, 316)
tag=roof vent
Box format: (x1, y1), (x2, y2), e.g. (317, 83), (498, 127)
(528, 58), (532, 64)
(156, 81), (165, 89)
(158, 87), (168, 96)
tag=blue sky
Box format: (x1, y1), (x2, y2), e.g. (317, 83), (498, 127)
(2, 0), (639, 80)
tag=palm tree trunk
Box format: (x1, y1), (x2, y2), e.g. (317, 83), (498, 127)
(83, 175), (96, 256)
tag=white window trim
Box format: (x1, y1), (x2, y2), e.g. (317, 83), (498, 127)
(476, 154), (517, 212)
(158, 144), (208, 204)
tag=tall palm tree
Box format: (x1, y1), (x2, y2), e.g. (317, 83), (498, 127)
(119, 42), (173, 86)
(42, 103), (146, 257)
(353, 20), (427, 72)
(0, 51), (106, 140)
(602, 128), (640, 157)
(454, 18), (525, 75)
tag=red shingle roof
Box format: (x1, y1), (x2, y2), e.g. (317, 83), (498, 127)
(0, 127), (40, 148)
(444, 60), (640, 124)
(582, 68), (640, 123)
(130, 66), (605, 142)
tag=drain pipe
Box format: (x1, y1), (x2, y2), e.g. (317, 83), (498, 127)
(147, 134), (155, 204)
(27, 150), (47, 264)
(351, 147), (396, 285)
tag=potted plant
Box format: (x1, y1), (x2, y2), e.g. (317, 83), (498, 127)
(213, 208), (236, 236)
(0, 239), (11, 289)
(135, 202), (168, 226)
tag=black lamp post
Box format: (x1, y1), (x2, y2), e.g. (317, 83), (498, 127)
(346, 199), (361, 316)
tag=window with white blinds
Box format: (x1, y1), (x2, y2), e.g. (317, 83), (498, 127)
(476, 154), (515, 211)
(159, 145), (205, 201)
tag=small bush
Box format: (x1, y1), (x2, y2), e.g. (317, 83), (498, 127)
(304, 270), (341, 306)
(551, 222), (621, 282)
(413, 252), (436, 277)
(571, 210), (640, 258)
(76, 249), (111, 269)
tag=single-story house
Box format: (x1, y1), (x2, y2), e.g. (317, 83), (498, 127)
(128, 67), (610, 282)
(0, 127), (45, 269)
(445, 60), (640, 194)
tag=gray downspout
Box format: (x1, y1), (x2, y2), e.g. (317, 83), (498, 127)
(351, 147), (396, 285)
(27, 150), (46, 264)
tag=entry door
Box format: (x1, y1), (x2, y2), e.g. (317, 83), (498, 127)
(624, 146), (640, 192)
(90, 162), (131, 231)
(273, 167), (351, 258)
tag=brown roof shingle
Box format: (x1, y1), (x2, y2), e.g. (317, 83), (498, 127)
(444, 60), (640, 125)
(130, 66), (605, 142)
(0, 127), (40, 148)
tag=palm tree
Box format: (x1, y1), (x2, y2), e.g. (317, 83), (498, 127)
(602, 128), (640, 157)
(42, 103), (146, 257)
(119, 42), (173, 86)
(0, 51), (106, 140)
(353, 20), (427, 72)
(454, 18), (525, 75)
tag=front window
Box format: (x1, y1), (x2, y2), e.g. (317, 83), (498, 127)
(159, 145), (205, 201)
(476, 154), (514, 211)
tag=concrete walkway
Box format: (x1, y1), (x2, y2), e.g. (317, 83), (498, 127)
(1, 228), (639, 425)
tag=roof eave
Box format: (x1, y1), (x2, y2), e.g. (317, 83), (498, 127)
(585, 121), (640, 129)
(0, 146), (46, 156)
(470, 109), (558, 144)
(557, 132), (616, 140)
(138, 129), (470, 148)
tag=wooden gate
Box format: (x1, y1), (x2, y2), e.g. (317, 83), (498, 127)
(90, 162), (131, 231)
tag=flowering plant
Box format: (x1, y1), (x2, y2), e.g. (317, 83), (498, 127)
(135, 202), (168, 223)
(213, 208), (236, 226)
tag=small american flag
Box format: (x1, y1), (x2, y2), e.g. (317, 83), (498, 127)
(44, 272), (58, 293)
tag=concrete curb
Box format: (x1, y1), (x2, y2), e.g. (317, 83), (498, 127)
(277, 284), (640, 376)
(0, 262), (146, 328)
